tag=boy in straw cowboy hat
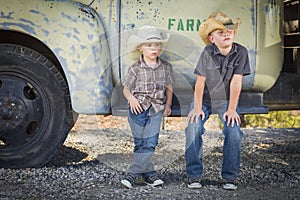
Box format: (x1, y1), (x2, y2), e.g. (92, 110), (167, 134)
(121, 25), (173, 189)
(185, 11), (251, 190)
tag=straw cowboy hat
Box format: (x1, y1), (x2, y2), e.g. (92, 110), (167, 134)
(199, 11), (242, 45)
(127, 25), (170, 51)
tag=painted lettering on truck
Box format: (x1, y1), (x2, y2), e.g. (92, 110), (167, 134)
(168, 18), (201, 31)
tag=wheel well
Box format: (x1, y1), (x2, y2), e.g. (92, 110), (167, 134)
(0, 30), (66, 80)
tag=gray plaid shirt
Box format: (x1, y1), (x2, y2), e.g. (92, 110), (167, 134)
(124, 56), (173, 114)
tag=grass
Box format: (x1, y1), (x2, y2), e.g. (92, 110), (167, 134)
(243, 111), (300, 128)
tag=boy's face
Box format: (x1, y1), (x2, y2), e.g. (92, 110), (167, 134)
(138, 42), (161, 62)
(208, 29), (235, 48)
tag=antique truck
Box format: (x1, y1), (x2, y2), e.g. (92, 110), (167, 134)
(0, 0), (299, 168)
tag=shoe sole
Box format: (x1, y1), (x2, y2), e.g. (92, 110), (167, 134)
(187, 183), (202, 189)
(223, 183), (237, 190)
(121, 180), (133, 189)
(145, 180), (164, 187)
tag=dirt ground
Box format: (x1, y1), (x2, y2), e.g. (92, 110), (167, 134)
(66, 114), (300, 200)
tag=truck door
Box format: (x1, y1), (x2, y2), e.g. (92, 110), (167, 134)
(114, 0), (260, 115)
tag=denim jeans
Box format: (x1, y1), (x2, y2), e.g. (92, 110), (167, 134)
(127, 109), (163, 178)
(185, 103), (243, 181)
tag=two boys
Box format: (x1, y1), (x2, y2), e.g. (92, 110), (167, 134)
(121, 11), (251, 190)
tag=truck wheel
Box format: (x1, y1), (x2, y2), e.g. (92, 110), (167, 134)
(0, 44), (75, 168)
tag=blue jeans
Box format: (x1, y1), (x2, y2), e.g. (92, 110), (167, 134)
(185, 103), (243, 181)
(127, 109), (163, 178)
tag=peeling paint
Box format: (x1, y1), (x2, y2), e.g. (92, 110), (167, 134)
(0, 0), (114, 113)
(0, 0), (283, 114)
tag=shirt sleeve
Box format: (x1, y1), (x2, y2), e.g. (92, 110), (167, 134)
(123, 65), (137, 90)
(234, 47), (251, 76)
(166, 63), (173, 86)
(194, 50), (210, 77)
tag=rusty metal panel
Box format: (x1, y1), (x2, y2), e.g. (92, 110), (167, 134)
(0, 0), (113, 113)
(0, 0), (285, 113)
(120, 0), (257, 90)
(119, 0), (283, 93)
(253, 0), (284, 92)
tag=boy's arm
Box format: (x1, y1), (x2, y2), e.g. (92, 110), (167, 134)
(164, 84), (173, 116)
(123, 86), (143, 114)
(188, 75), (206, 123)
(223, 74), (243, 127)
(123, 86), (132, 101)
(165, 84), (173, 106)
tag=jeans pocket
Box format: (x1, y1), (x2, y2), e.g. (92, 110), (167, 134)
(129, 108), (150, 127)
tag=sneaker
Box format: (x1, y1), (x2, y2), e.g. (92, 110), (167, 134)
(121, 174), (138, 189)
(223, 182), (237, 190)
(187, 178), (202, 189)
(144, 175), (164, 187)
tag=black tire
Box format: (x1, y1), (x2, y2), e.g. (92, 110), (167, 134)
(0, 44), (76, 168)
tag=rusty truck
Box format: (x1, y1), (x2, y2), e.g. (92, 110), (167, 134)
(0, 0), (299, 168)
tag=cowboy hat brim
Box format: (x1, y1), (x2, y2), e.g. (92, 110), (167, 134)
(127, 33), (170, 52)
(199, 17), (241, 45)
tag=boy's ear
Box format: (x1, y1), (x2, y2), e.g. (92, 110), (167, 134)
(137, 45), (142, 52)
(208, 35), (214, 43)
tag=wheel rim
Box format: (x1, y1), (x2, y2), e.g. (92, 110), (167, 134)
(0, 71), (48, 152)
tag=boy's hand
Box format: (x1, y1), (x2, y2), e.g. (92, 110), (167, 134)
(163, 104), (172, 117)
(129, 96), (143, 114)
(223, 110), (241, 127)
(187, 108), (205, 124)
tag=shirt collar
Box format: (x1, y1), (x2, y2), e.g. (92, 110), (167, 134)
(139, 55), (161, 69)
(212, 43), (238, 56)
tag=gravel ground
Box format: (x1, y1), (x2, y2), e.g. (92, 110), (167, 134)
(0, 115), (299, 200)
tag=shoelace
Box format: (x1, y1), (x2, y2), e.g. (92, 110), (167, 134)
(125, 174), (136, 183)
(146, 175), (159, 182)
